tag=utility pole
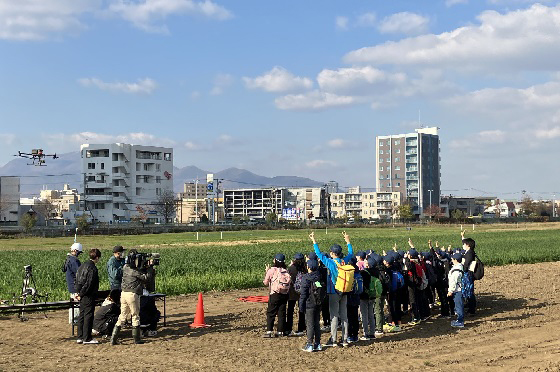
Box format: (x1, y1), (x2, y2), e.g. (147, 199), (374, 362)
(428, 189), (433, 219)
(554, 193), (556, 218)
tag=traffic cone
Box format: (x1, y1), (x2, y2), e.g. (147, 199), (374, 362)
(189, 292), (211, 328)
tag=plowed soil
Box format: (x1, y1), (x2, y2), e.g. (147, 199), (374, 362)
(1, 261), (559, 372)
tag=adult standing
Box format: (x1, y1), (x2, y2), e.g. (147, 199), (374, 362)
(74, 248), (102, 344)
(107, 245), (126, 290)
(63, 242), (82, 324)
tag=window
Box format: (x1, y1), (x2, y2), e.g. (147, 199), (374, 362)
(380, 158), (384, 163)
(87, 176), (95, 182)
(156, 164), (161, 172)
(156, 176), (162, 184)
(156, 188), (162, 196)
(386, 141), (390, 146)
(100, 163), (104, 170)
(380, 175), (384, 180)
(397, 182), (401, 187)
(379, 166), (384, 171)
(395, 140), (400, 145)
(136, 187), (141, 196)
(88, 163), (95, 169)
(379, 150), (384, 154)
(379, 142), (383, 147)
(395, 157), (400, 162)
(387, 183), (391, 187)
(144, 175), (149, 183)
(395, 166), (400, 170)
(164, 153), (172, 161)
(386, 174), (389, 179)
(386, 158), (390, 162)
(396, 149), (401, 153)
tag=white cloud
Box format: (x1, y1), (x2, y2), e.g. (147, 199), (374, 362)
(210, 73), (233, 95)
(357, 12), (376, 27)
(345, 4), (560, 73)
(0, 0), (99, 40)
(317, 66), (407, 95)
(275, 91), (356, 111)
(45, 131), (176, 149)
(305, 160), (337, 169)
(449, 130), (507, 151)
(335, 16), (348, 30)
(243, 66), (313, 93)
(184, 134), (240, 151)
(78, 77), (157, 94)
(378, 12), (429, 35)
(184, 141), (207, 151)
(190, 91), (201, 99)
(107, 0), (233, 33)
(445, 0), (468, 7)
(535, 127), (560, 139)
(0, 133), (15, 144)
(327, 139), (349, 149)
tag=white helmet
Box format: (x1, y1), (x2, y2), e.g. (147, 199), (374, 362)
(70, 242), (83, 252)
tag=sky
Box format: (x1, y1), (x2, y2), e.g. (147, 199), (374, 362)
(1, 0), (559, 200)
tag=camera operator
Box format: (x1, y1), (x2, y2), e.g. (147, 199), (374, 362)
(111, 249), (155, 345)
(74, 248), (102, 345)
(107, 245), (126, 290)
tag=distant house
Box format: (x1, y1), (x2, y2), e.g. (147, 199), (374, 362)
(483, 200), (516, 218)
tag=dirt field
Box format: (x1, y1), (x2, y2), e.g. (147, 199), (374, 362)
(1, 261), (559, 372)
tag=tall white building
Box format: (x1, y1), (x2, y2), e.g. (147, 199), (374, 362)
(376, 127), (440, 216)
(81, 143), (173, 224)
(0, 177), (20, 223)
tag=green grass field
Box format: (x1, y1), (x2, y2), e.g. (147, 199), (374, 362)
(1, 224), (558, 301)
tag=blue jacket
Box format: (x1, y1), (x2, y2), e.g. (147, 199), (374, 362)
(107, 256), (125, 290)
(298, 270), (323, 312)
(63, 254), (81, 294)
(313, 243), (354, 294)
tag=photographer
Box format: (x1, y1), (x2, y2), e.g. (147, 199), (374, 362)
(74, 248), (102, 345)
(111, 249), (155, 345)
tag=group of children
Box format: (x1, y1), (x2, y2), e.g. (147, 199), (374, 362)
(263, 230), (479, 352)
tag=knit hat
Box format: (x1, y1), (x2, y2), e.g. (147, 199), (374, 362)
(274, 253), (285, 262)
(397, 250), (405, 259)
(384, 254), (395, 265)
(366, 256), (376, 268)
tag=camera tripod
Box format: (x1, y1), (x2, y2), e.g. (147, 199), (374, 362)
(17, 266), (49, 321)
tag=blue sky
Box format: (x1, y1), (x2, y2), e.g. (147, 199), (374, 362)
(1, 0), (559, 200)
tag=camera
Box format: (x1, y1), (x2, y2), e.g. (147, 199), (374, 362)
(24, 265), (32, 274)
(144, 253), (160, 266)
(128, 252), (160, 269)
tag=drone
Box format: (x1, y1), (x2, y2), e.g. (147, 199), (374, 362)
(14, 149), (58, 166)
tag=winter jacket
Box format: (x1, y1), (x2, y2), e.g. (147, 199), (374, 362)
(288, 264), (305, 301)
(63, 254), (81, 294)
(75, 260), (99, 298)
(298, 270), (323, 312)
(448, 263), (464, 294)
(359, 269), (372, 301)
(93, 301), (120, 335)
(107, 256), (125, 290)
(463, 249), (475, 273)
(121, 264), (153, 295)
(313, 243), (354, 294)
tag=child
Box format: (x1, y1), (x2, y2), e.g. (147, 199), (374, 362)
(356, 251), (367, 270)
(448, 253), (465, 328)
(310, 231), (354, 347)
(360, 256), (377, 340)
(92, 289), (121, 337)
(286, 253), (307, 336)
(461, 230), (477, 315)
(299, 259), (326, 352)
(383, 253), (402, 332)
(263, 253), (291, 337)
(346, 257), (362, 343)
(309, 252), (330, 331)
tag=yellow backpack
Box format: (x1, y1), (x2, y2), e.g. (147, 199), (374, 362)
(335, 261), (355, 293)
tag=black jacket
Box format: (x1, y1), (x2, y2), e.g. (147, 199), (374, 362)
(75, 260), (99, 298)
(463, 249), (475, 273)
(93, 302), (120, 335)
(359, 269), (372, 301)
(298, 270), (323, 312)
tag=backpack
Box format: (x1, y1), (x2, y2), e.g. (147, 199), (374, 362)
(378, 268), (391, 293)
(352, 271), (364, 295)
(390, 271), (405, 292)
(335, 261), (355, 293)
(294, 271), (305, 294)
(366, 276), (383, 298)
(310, 280), (327, 306)
(425, 262), (437, 287)
(469, 255), (485, 280)
(270, 268), (291, 294)
(451, 269), (474, 300)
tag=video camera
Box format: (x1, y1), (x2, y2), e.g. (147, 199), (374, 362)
(128, 251), (160, 269)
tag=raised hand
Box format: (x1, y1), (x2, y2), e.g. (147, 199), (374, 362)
(309, 231), (316, 243)
(408, 238), (414, 248)
(342, 231), (350, 244)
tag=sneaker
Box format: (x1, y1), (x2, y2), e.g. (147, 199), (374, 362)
(82, 339), (99, 344)
(313, 343), (323, 352)
(323, 338), (338, 348)
(301, 343), (314, 352)
(76, 339), (83, 344)
(374, 331), (384, 337)
(277, 332), (287, 337)
(386, 325), (401, 333)
(408, 319), (420, 326)
(289, 331), (304, 337)
(146, 330), (157, 337)
(341, 339), (349, 347)
(360, 336), (372, 341)
(451, 321), (464, 328)
(320, 325), (330, 332)
(262, 331), (276, 338)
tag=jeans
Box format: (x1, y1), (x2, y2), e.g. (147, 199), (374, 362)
(359, 299), (375, 336)
(373, 296), (385, 332)
(453, 292), (464, 324)
(266, 293), (288, 333)
(328, 292), (348, 342)
(286, 299), (305, 333)
(305, 306), (321, 345)
(77, 295), (95, 341)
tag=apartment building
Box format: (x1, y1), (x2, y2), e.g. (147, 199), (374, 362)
(284, 187), (329, 221)
(223, 188), (284, 220)
(0, 177), (20, 223)
(81, 143), (173, 224)
(330, 188), (401, 220)
(176, 182), (209, 223)
(376, 127), (440, 216)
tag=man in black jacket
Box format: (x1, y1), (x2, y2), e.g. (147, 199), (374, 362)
(75, 248), (102, 344)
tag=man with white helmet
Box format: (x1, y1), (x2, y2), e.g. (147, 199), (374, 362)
(63, 242), (83, 324)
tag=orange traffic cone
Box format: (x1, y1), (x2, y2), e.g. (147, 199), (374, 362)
(189, 292), (211, 328)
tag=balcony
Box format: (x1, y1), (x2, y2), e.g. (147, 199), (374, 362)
(407, 192), (419, 198)
(405, 158), (418, 163)
(86, 182), (108, 188)
(406, 167), (418, 172)
(405, 150), (417, 155)
(407, 176), (418, 180)
(112, 173), (126, 179)
(85, 194), (112, 202)
(113, 196), (128, 203)
(406, 141), (418, 147)
(112, 186), (128, 193)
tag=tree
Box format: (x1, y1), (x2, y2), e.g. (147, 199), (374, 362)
(20, 213), (37, 233)
(265, 212), (277, 225)
(396, 204), (413, 221)
(200, 214), (209, 223)
(34, 199), (57, 226)
(75, 215), (89, 231)
(451, 209), (465, 221)
(520, 195), (536, 216)
(424, 204), (443, 220)
(154, 190), (178, 223)
(132, 205), (148, 226)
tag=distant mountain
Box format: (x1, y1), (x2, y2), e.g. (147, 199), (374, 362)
(0, 152), (325, 196)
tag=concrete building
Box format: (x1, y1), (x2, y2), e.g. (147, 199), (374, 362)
(81, 143), (173, 224)
(0, 177), (20, 224)
(284, 187), (329, 221)
(330, 189), (401, 220)
(440, 196), (477, 218)
(376, 127), (440, 216)
(176, 182), (209, 223)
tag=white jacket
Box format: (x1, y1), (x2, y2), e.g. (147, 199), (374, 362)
(448, 263), (463, 294)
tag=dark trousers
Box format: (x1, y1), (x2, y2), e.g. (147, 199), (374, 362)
(266, 293), (288, 333)
(347, 304), (360, 338)
(467, 294), (476, 314)
(408, 286), (420, 320)
(418, 289), (431, 319)
(321, 297), (330, 326)
(436, 283), (450, 316)
(77, 295), (95, 341)
(388, 291), (401, 323)
(286, 299), (305, 333)
(305, 306), (321, 345)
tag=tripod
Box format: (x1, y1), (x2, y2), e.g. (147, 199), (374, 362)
(19, 266), (49, 321)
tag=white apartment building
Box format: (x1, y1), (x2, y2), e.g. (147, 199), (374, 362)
(376, 127), (441, 216)
(81, 143), (173, 224)
(330, 188), (401, 220)
(0, 177), (20, 223)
